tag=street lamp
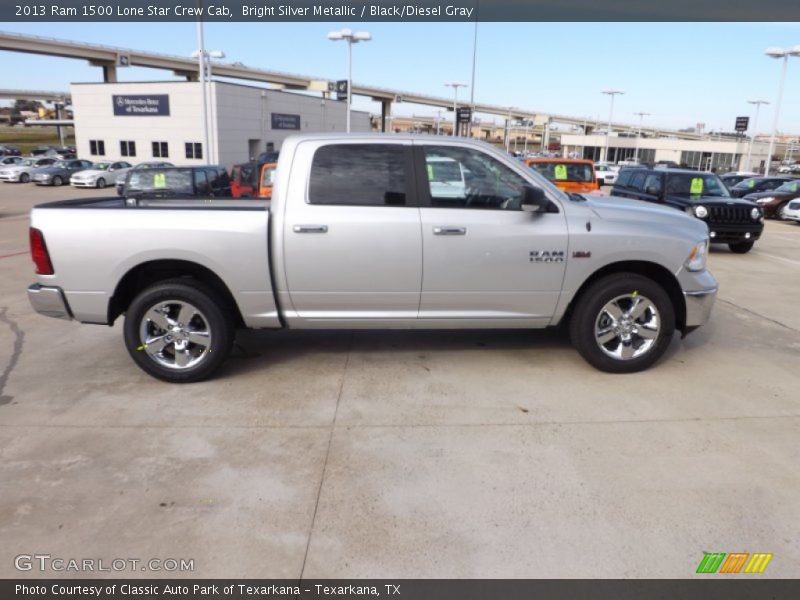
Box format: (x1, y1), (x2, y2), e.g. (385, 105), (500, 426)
(505, 106), (517, 152)
(764, 46), (800, 174)
(602, 89), (624, 162)
(746, 99), (769, 172)
(191, 48), (225, 164)
(633, 111), (650, 162)
(328, 28), (371, 134)
(444, 82), (467, 137)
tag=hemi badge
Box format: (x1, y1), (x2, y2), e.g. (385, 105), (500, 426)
(573, 251), (591, 258)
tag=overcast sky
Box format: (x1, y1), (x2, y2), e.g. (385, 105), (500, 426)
(1, 21), (799, 134)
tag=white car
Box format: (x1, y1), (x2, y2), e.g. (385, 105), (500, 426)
(781, 199), (800, 224)
(594, 163), (619, 185)
(0, 157), (57, 183)
(71, 161), (133, 189)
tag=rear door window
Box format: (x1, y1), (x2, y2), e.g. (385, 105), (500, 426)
(309, 144), (409, 206)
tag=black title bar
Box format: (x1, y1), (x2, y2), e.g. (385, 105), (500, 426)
(4, 0), (800, 21)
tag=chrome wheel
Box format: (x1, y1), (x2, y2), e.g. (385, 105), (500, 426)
(138, 300), (212, 370)
(594, 293), (660, 361)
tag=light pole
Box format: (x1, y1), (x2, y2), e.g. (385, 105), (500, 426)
(445, 82), (467, 137)
(602, 89), (624, 162)
(468, 18), (478, 137)
(746, 99), (769, 172)
(191, 48), (224, 164)
(194, 21), (209, 165)
(505, 106), (517, 152)
(633, 111), (650, 162)
(764, 46), (800, 174)
(328, 28), (371, 134)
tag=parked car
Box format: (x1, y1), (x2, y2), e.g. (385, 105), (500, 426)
(611, 168), (764, 253)
(719, 173), (757, 190)
(29, 145), (55, 156)
(71, 161), (132, 189)
(0, 144), (21, 157)
(524, 158), (599, 193)
(0, 156), (23, 167)
(742, 179), (800, 219)
(594, 163), (619, 186)
(777, 164), (800, 174)
(116, 161), (174, 195)
(780, 199), (800, 224)
(230, 162), (257, 198)
(27, 135), (718, 382)
(121, 165), (231, 199)
(729, 176), (795, 198)
(0, 157), (57, 183)
(31, 159), (94, 186)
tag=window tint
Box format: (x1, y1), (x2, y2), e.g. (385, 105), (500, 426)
(127, 170), (192, 195)
(422, 146), (530, 210)
(309, 144), (407, 206)
(616, 170), (634, 188)
(629, 172), (647, 192)
(643, 173), (663, 195)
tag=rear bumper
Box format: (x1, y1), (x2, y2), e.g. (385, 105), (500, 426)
(28, 284), (73, 320)
(683, 287), (717, 329)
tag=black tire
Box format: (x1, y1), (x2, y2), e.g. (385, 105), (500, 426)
(19, 173), (29, 183)
(123, 279), (235, 383)
(52, 175), (62, 186)
(729, 241), (754, 254)
(568, 273), (675, 373)
(96, 177), (106, 189)
(775, 202), (788, 220)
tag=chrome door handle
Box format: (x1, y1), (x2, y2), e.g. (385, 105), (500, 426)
(293, 225), (328, 233)
(433, 226), (467, 236)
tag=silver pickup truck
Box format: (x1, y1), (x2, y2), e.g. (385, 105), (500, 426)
(27, 134), (718, 382)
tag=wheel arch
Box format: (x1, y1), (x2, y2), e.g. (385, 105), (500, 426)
(564, 261), (686, 332)
(108, 259), (245, 328)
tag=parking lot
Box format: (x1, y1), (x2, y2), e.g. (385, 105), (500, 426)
(0, 182), (798, 578)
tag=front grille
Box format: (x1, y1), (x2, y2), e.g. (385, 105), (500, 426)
(708, 205), (752, 224)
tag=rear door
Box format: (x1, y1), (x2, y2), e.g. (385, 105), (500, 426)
(416, 143), (567, 324)
(282, 141), (422, 321)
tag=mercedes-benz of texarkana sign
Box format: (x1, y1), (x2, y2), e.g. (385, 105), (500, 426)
(27, 135), (717, 383)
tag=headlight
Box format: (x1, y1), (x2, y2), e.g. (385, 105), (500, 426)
(693, 205), (708, 218)
(685, 240), (709, 272)
(756, 197), (773, 204)
(751, 207), (762, 220)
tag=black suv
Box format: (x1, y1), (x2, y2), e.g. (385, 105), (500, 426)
(611, 168), (764, 253)
(122, 166), (231, 199)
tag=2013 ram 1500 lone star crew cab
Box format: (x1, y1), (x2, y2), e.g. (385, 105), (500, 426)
(27, 135), (718, 382)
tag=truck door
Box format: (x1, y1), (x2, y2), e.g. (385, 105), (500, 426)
(415, 143), (567, 324)
(282, 141), (422, 321)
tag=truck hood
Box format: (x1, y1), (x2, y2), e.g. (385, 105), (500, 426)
(582, 194), (707, 236)
(666, 194), (757, 207)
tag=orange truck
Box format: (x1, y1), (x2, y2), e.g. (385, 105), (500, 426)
(524, 158), (599, 193)
(257, 162), (277, 199)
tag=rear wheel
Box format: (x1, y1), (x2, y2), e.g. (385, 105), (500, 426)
(123, 280), (234, 383)
(569, 274), (675, 373)
(96, 177), (106, 189)
(729, 241), (754, 254)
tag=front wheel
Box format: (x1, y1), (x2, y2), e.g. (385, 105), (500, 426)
(52, 175), (62, 186)
(96, 177), (106, 189)
(729, 241), (754, 254)
(568, 274), (675, 373)
(123, 280), (234, 383)
(19, 173), (29, 183)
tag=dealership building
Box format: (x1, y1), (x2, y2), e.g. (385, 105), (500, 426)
(70, 80), (370, 167)
(559, 133), (772, 172)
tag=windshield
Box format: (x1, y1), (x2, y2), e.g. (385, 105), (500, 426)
(93, 163), (111, 170)
(530, 162), (593, 183)
(775, 181), (800, 194)
(666, 173), (730, 197)
(53, 161), (69, 168)
(733, 178), (759, 190)
(20, 159), (35, 166)
(127, 170), (193, 195)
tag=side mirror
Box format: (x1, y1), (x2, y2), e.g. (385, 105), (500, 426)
(520, 185), (549, 213)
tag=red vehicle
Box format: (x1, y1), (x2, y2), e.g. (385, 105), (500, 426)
(230, 163), (257, 198)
